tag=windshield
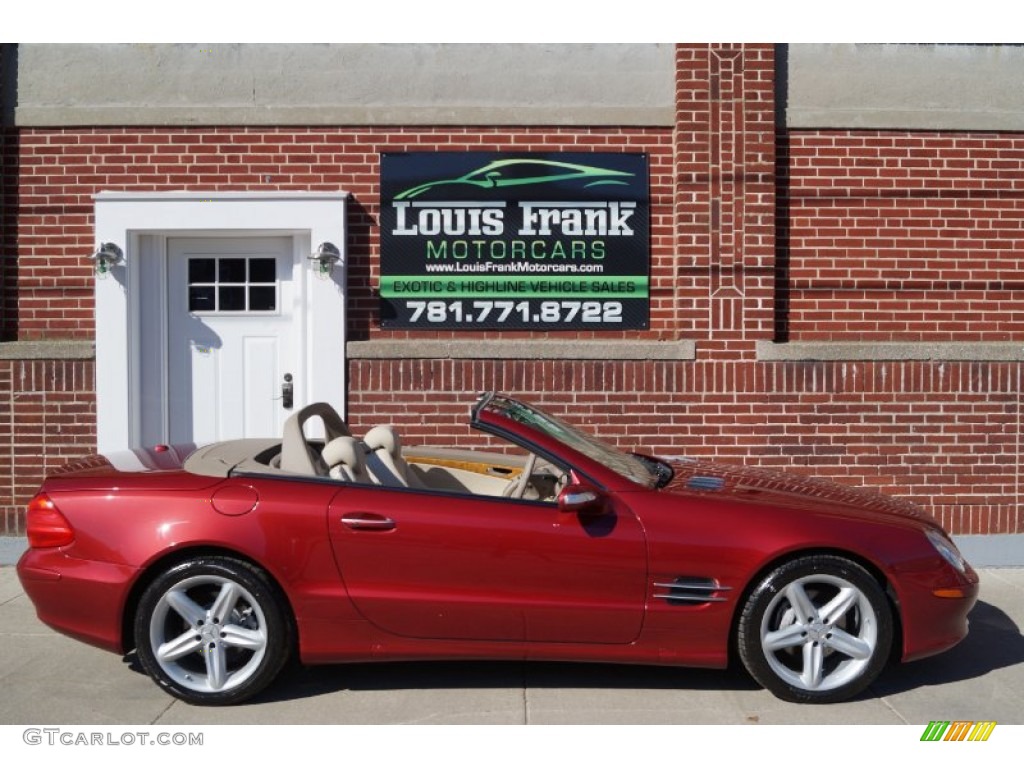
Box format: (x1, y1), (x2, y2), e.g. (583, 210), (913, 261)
(479, 395), (660, 488)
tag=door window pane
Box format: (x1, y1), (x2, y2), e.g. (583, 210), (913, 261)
(218, 286), (246, 311)
(188, 258), (216, 283)
(188, 286), (216, 312)
(249, 258), (276, 283)
(187, 256), (278, 314)
(248, 286), (276, 311)
(218, 258), (247, 283)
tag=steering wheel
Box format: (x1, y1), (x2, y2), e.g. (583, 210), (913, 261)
(503, 452), (538, 499)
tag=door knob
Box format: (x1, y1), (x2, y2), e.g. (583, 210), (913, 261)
(281, 373), (293, 409)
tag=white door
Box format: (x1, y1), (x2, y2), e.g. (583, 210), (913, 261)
(165, 236), (297, 445)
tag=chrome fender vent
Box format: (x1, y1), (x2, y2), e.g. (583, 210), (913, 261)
(654, 577), (732, 606)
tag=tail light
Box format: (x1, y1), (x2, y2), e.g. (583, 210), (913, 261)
(26, 493), (75, 548)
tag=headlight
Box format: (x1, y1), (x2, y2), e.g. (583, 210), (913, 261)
(925, 528), (967, 574)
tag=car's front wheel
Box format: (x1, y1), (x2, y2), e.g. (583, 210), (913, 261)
(737, 555), (893, 704)
(134, 555), (292, 705)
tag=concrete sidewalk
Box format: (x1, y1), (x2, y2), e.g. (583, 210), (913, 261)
(0, 538), (26, 567)
(1, 564), (1021, 725)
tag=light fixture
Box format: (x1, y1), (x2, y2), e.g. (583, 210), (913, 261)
(309, 242), (341, 278)
(89, 242), (124, 277)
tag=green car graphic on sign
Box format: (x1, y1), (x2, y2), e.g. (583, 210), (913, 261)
(394, 159), (635, 200)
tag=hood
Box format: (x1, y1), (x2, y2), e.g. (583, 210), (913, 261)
(659, 456), (938, 528)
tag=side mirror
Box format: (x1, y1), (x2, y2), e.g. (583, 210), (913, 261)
(557, 484), (609, 516)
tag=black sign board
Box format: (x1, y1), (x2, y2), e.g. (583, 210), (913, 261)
(379, 152), (650, 330)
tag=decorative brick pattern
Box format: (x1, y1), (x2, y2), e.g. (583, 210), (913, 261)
(674, 45), (776, 355)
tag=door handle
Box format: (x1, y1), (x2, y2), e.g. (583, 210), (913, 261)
(341, 513), (396, 531)
(281, 373), (293, 409)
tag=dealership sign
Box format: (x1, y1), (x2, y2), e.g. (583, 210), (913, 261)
(379, 152), (650, 330)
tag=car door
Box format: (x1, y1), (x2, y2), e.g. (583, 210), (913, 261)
(327, 484), (647, 644)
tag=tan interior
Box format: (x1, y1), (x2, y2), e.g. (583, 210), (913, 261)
(184, 401), (564, 500)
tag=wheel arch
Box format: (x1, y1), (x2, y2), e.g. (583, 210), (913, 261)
(120, 545), (298, 656)
(727, 546), (904, 667)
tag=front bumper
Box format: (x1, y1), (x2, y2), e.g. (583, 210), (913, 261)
(898, 561), (980, 663)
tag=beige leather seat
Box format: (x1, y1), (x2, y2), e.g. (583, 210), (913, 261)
(363, 425), (425, 488)
(280, 402), (351, 475)
(322, 436), (369, 483)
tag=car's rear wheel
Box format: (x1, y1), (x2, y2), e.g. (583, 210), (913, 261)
(737, 555), (893, 704)
(134, 555), (291, 706)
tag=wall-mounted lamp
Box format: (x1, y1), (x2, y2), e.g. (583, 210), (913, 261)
(89, 242), (124, 277)
(309, 241), (341, 278)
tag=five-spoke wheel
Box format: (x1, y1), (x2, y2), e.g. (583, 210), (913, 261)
(134, 556), (292, 705)
(737, 555), (893, 704)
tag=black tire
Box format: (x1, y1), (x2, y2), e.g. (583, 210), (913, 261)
(737, 555), (893, 704)
(134, 555), (292, 706)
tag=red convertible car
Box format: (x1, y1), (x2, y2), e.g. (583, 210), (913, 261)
(18, 392), (978, 706)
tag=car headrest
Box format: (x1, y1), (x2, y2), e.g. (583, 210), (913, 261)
(364, 425), (400, 456)
(322, 436), (364, 471)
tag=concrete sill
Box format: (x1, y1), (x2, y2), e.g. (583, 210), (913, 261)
(757, 341), (1024, 362)
(0, 341), (96, 360)
(347, 339), (696, 361)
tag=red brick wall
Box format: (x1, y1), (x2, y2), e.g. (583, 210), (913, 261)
(347, 359), (1021, 536)
(673, 44), (778, 352)
(345, 46), (1021, 538)
(1, 44), (1021, 538)
(1, 125), (15, 341)
(0, 360), (96, 532)
(782, 131), (1024, 341)
(7, 127), (674, 341)
(0, 125), (674, 532)
(765, 129), (1024, 536)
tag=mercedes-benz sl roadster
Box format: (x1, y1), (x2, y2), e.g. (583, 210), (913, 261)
(17, 392), (978, 705)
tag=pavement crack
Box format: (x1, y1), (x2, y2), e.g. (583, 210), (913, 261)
(0, 590), (25, 607)
(149, 697), (179, 725)
(877, 690), (910, 724)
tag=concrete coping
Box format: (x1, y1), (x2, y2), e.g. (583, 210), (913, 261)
(0, 340), (96, 360)
(351, 340), (1024, 362)
(5, 339), (1024, 363)
(347, 339), (697, 361)
(756, 341), (1024, 362)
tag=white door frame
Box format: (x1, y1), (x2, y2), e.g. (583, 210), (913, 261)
(93, 191), (349, 453)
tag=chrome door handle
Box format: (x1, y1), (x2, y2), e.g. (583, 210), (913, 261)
(341, 514), (396, 531)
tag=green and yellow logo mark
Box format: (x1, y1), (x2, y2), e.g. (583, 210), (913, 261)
(920, 721), (996, 742)
(394, 159), (634, 200)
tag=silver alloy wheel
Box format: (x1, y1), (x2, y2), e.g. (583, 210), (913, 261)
(759, 573), (878, 693)
(148, 574), (269, 695)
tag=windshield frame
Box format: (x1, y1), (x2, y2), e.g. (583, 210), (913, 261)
(473, 393), (661, 489)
